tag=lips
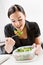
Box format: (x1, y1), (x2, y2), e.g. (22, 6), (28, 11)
(17, 25), (22, 29)
(17, 26), (21, 28)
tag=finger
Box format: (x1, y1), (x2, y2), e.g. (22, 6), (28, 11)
(5, 37), (9, 41)
(32, 43), (37, 48)
(35, 50), (40, 55)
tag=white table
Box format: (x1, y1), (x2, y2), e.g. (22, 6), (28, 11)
(1, 51), (43, 65)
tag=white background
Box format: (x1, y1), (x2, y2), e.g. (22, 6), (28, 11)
(0, 0), (43, 42)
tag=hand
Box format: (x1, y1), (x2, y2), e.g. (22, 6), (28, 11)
(32, 43), (42, 55)
(4, 37), (15, 53)
(35, 45), (42, 55)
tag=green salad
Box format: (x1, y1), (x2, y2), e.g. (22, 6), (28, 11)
(16, 47), (32, 52)
(14, 30), (23, 36)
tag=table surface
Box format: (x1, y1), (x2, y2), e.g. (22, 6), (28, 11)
(0, 51), (43, 65)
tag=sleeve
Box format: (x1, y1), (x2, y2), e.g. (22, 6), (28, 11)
(34, 22), (41, 38)
(4, 25), (13, 37)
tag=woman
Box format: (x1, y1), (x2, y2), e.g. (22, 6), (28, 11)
(4, 4), (42, 54)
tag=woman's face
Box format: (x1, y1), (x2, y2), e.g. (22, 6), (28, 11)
(10, 11), (26, 31)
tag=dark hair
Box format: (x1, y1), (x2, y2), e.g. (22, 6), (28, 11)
(8, 4), (26, 18)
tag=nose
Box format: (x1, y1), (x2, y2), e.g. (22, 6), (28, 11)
(17, 21), (20, 26)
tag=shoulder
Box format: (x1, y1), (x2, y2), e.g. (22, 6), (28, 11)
(4, 23), (15, 31)
(29, 22), (38, 29)
(26, 20), (38, 29)
(26, 20), (41, 37)
(4, 23), (14, 33)
(4, 23), (12, 29)
(26, 20), (38, 25)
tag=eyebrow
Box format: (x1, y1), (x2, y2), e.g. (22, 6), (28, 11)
(18, 16), (21, 19)
(11, 16), (22, 21)
(11, 19), (15, 21)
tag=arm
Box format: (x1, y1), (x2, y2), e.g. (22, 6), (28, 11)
(35, 36), (41, 45)
(33, 22), (42, 55)
(4, 24), (16, 53)
(34, 36), (42, 55)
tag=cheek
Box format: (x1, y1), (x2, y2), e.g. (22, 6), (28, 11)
(11, 22), (15, 27)
(22, 20), (25, 26)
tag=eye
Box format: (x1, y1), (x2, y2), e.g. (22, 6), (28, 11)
(18, 19), (22, 21)
(12, 20), (15, 22)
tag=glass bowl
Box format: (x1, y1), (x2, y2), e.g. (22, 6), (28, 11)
(13, 46), (36, 61)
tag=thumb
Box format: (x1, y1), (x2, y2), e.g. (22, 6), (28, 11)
(32, 43), (37, 48)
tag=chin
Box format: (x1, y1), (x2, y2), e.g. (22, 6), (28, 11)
(16, 27), (24, 31)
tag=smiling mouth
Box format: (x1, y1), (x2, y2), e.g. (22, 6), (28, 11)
(17, 25), (22, 29)
(17, 27), (20, 28)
